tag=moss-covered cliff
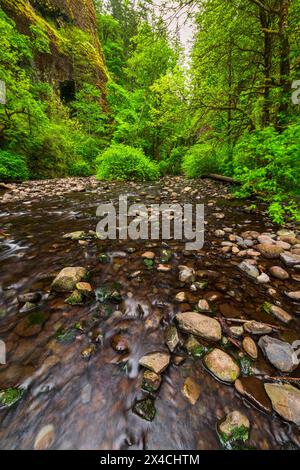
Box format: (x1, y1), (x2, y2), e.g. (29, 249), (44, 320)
(1, 0), (108, 107)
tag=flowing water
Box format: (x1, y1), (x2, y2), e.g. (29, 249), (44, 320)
(0, 177), (299, 450)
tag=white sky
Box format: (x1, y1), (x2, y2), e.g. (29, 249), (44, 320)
(153, 1), (197, 57)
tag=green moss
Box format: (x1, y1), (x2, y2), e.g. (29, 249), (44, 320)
(55, 327), (77, 343)
(0, 387), (24, 408)
(143, 259), (154, 270)
(238, 355), (254, 376)
(95, 285), (122, 303)
(262, 302), (272, 314)
(65, 290), (84, 306)
(219, 425), (250, 450)
(28, 311), (47, 325)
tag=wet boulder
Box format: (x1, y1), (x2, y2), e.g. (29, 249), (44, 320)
(139, 352), (170, 375)
(219, 411), (250, 440)
(258, 336), (298, 372)
(175, 312), (222, 342)
(204, 348), (240, 383)
(280, 252), (300, 267)
(264, 383), (300, 425)
(238, 261), (259, 279)
(51, 267), (87, 292)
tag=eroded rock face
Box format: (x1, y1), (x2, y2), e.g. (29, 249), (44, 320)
(175, 312), (222, 342)
(264, 383), (300, 425)
(2, 0), (107, 105)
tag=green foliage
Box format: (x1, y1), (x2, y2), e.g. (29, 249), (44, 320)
(0, 150), (29, 181)
(158, 146), (186, 176)
(96, 144), (159, 181)
(233, 125), (300, 223)
(0, 387), (24, 408)
(181, 143), (220, 178)
(69, 161), (92, 177)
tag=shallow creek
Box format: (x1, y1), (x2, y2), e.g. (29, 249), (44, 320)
(0, 176), (299, 450)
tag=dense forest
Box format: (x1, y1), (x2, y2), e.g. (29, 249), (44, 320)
(0, 0), (299, 222)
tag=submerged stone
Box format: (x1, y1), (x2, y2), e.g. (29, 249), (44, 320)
(182, 377), (201, 405)
(164, 325), (180, 352)
(133, 398), (156, 421)
(142, 370), (162, 393)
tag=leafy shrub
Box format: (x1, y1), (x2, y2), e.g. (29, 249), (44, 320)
(69, 161), (92, 177)
(0, 150), (29, 181)
(181, 143), (220, 178)
(96, 144), (159, 181)
(233, 125), (300, 223)
(158, 146), (186, 176)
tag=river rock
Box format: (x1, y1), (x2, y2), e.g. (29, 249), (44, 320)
(164, 325), (179, 352)
(133, 398), (156, 421)
(197, 299), (211, 312)
(18, 292), (42, 304)
(34, 424), (55, 450)
(280, 252), (300, 267)
(51, 267), (87, 292)
(76, 282), (93, 296)
(257, 273), (270, 284)
(175, 312), (222, 341)
(235, 377), (272, 414)
(182, 377), (201, 405)
(277, 229), (295, 238)
(175, 292), (187, 303)
(258, 336), (298, 372)
(178, 265), (195, 283)
(219, 411), (250, 439)
(184, 335), (206, 357)
(142, 370), (161, 392)
(242, 336), (258, 359)
(204, 349), (240, 383)
(229, 326), (244, 337)
(63, 231), (86, 240)
(285, 291), (300, 301)
(269, 266), (289, 280)
(264, 383), (300, 425)
(244, 321), (272, 335)
(238, 261), (259, 279)
(142, 251), (155, 260)
(256, 244), (284, 259)
(111, 334), (129, 353)
(139, 352), (170, 374)
(269, 305), (292, 324)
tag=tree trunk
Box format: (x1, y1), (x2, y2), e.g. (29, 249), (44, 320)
(259, 7), (272, 127)
(277, 0), (291, 130)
